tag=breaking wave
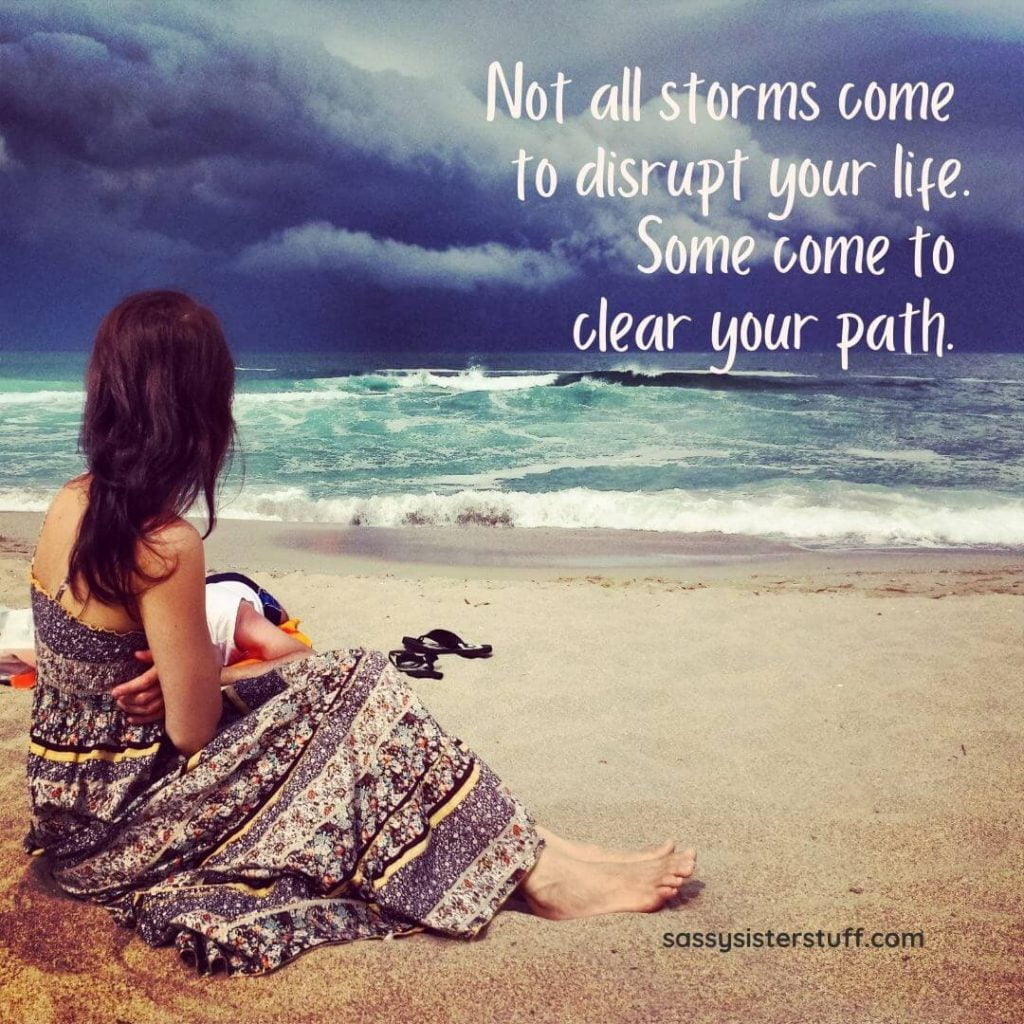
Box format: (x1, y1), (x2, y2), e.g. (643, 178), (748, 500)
(211, 483), (1024, 548)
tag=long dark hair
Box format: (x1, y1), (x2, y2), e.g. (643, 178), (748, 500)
(68, 290), (237, 619)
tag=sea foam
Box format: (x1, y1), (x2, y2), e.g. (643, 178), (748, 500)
(213, 483), (1024, 547)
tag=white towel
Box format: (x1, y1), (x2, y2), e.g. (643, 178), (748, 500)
(0, 606), (35, 675)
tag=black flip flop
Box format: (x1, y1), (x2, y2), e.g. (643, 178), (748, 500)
(401, 628), (492, 659)
(389, 649), (443, 680)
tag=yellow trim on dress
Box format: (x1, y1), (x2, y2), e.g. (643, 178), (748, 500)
(196, 741), (311, 864)
(221, 685), (251, 716)
(28, 739), (162, 764)
(371, 760), (482, 892)
(330, 758), (482, 897)
(224, 879), (276, 898)
(28, 574), (145, 638)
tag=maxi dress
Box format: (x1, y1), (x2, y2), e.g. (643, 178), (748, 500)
(23, 574), (542, 976)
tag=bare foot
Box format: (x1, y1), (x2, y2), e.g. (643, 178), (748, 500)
(537, 826), (675, 864)
(521, 843), (697, 920)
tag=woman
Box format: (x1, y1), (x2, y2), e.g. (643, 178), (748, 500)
(25, 290), (696, 976)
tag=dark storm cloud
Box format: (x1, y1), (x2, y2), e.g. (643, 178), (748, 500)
(0, 0), (1020, 350)
(0, 1), (566, 277)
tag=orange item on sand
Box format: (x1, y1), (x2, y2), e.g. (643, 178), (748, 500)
(278, 618), (312, 648)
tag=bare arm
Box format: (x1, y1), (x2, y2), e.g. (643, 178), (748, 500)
(112, 645), (315, 724)
(112, 635), (315, 725)
(135, 521), (223, 757)
(233, 600), (311, 661)
(219, 647), (315, 686)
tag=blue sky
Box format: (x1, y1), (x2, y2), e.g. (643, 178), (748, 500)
(0, 0), (1020, 357)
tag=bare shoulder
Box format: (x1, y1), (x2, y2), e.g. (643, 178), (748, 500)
(149, 518), (203, 548)
(136, 518), (205, 581)
(63, 474), (90, 497)
(46, 476), (89, 518)
(34, 477), (89, 561)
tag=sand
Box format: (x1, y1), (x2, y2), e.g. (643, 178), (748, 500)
(0, 513), (1021, 1024)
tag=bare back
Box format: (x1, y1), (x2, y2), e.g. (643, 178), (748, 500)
(31, 476), (145, 635)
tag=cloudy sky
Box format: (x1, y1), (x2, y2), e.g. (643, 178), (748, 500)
(0, 0), (1020, 358)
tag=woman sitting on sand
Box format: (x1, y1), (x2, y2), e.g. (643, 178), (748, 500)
(25, 290), (695, 976)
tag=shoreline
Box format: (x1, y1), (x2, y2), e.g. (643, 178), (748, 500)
(2, 511), (1022, 587)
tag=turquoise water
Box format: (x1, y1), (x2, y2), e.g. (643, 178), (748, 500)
(1, 349), (1022, 548)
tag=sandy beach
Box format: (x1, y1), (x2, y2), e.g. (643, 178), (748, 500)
(0, 512), (1021, 1024)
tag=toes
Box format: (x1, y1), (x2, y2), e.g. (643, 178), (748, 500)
(673, 849), (697, 876)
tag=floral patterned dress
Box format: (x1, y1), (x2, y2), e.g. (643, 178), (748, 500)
(24, 575), (542, 975)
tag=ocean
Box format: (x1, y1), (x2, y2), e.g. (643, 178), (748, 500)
(1, 349), (1022, 549)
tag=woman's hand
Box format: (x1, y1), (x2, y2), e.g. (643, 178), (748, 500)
(110, 650), (166, 725)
